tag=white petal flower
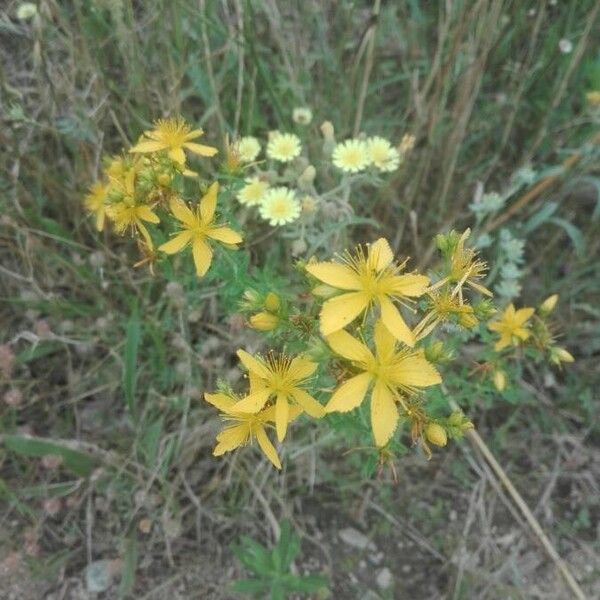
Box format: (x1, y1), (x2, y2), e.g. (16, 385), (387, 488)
(236, 137), (261, 162)
(266, 133), (302, 162)
(367, 137), (401, 172)
(259, 187), (301, 226)
(332, 139), (370, 173)
(237, 177), (269, 206)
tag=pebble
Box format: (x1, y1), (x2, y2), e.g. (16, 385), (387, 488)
(376, 567), (393, 590)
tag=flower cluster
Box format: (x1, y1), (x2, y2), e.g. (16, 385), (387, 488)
(233, 119), (415, 236)
(83, 118), (242, 276)
(485, 293), (573, 391)
(207, 233), (492, 468)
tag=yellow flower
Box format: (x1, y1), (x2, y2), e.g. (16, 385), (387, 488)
(414, 289), (478, 340)
(367, 137), (401, 172)
(259, 187), (301, 226)
(488, 303), (534, 350)
(235, 136), (261, 162)
(159, 182), (242, 277)
(230, 350), (324, 442)
(84, 182), (108, 231)
(332, 139), (370, 173)
(237, 177), (269, 206)
(430, 229), (491, 301)
(130, 117), (218, 165)
(306, 238), (429, 346)
(205, 390), (300, 469)
(266, 132), (301, 162)
(325, 321), (441, 447)
(106, 167), (159, 245)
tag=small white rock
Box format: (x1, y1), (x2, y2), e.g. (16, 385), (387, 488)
(339, 527), (375, 551)
(376, 567), (393, 590)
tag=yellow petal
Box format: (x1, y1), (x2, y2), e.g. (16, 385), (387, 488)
(200, 182), (219, 224)
(326, 372), (372, 413)
(169, 197), (197, 228)
(494, 335), (511, 351)
(136, 205), (160, 224)
(183, 142), (219, 157)
(249, 371), (268, 394)
(192, 238), (213, 277)
(183, 128), (204, 141)
(231, 388), (272, 413)
(319, 292), (369, 335)
(370, 381), (398, 447)
(237, 350), (272, 379)
(287, 356), (318, 382)
(379, 296), (415, 347)
(255, 426), (282, 469)
(368, 238), (394, 271)
(373, 319), (396, 362)
(95, 211), (105, 232)
(158, 230), (192, 254)
(514, 327), (531, 341)
(305, 262), (361, 290)
(389, 273), (430, 297)
(275, 394), (289, 442)
(326, 329), (373, 364)
(487, 321), (504, 333)
(207, 226), (243, 244)
(168, 147), (186, 164)
(130, 139), (167, 153)
(290, 388), (325, 418)
(515, 307), (534, 325)
(204, 392), (236, 413)
(390, 353), (442, 388)
(213, 424), (249, 455)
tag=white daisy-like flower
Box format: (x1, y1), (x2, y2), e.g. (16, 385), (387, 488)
(293, 107), (313, 125)
(332, 139), (370, 173)
(237, 177), (269, 206)
(236, 136), (261, 162)
(367, 137), (401, 172)
(266, 132), (302, 162)
(259, 187), (301, 226)
(558, 39), (573, 54)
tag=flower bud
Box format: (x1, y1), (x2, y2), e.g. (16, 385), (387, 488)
(425, 423), (447, 447)
(157, 173), (171, 187)
(398, 133), (415, 154)
(551, 347), (574, 365)
(249, 312), (279, 331)
(493, 369), (506, 391)
(264, 292), (281, 312)
(293, 107), (313, 125)
(539, 294), (558, 316)
(297, 165), (316, 191)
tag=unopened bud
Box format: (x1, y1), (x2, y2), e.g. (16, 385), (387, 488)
(493, 369), (507, 391)
(539, 294), (558, 316)
(425, 423), (447, 447)
(551, 347), (574, 365)
(297, 165), (316, 191)
(249, 312), (279, 332)
(158, 173), (171, 187)
(264, 292), (280, 312)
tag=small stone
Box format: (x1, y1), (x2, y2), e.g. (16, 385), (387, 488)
(339, 527), (375, 551)
(376, 567), (393, 590)
(369, 551), (384, 565)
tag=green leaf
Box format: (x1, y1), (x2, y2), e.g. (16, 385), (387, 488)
(523, 201), (559, 233)
(548, 217), (585, 257)
(231, 578), (270, 594)
(2, 435), (97, 477)
(119, 536), (138, 598)
(139, 418), (162, 466)
(287, 574), (329, 593)
(123, 309), (141, 419)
